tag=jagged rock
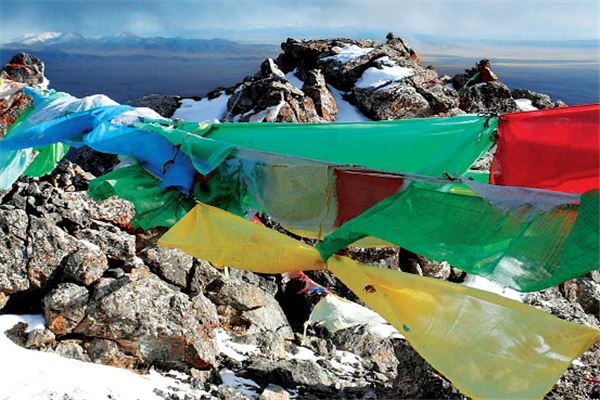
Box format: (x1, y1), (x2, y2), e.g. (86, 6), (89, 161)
(228, 269), (279, 297)
(138, 245), (193, 289)
(189, 259), (222, 295)
(27, 216), (77, 288)
(0, 208), (30, 297)
(75, 269), (219, 369)
(25, 327), (56, 349)
(459, 81), (519, 114)
(525, 287), (600, 327)
(63, 240), (108, 286)
(260, 58), (286, 79)
(259, 384), (290, 400)
(0, 292), (8, 310)
(126, 94), (182, 118)
(560, 274), (600, 317)
(84, 338), (138, 369)
(205, 278), (293, 339)
(54, 340), (91, 362)
(0, 53), (46, 136)
(511, 88), (564, 109)
(245, 358), (335, 388)
(226, 76), (322, 123)
(4, 322), (28, 347)
(332, 325), (399, 374)
(355, 82), (432, 120)
(43, 283), (89, 335)
(75, 221), (135, 265)
(301, 69), (337, 121)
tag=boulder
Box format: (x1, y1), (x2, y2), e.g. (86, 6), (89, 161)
(75, 269), (219, 369)
(332, 325), (399, 374)
(138, 245), (194, 289)
(63, 240), (108, 286)
(205, 278), (293, 339)
(126, 94), (182, 118)
(511, 88), (564, 109)
(301, 69), (337, 121)
(43, 283), (89, 335)
(0, 53), (46, 136)
(459, 81), (519, 114)
(54, 340), (91, 362)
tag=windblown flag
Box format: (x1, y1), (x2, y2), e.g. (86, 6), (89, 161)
(491, 104), (600, 193)
(317, 180), (598, 292)
(159, 201), (600, 400)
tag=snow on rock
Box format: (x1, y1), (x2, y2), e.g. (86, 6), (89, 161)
(462, 275), (523, 301)
(172, 92), (231, 122)
(328, 85), (370, 122)
(356, 65), (414, 89)
(308, 294), (403, 338)
(515, 98), (539, 112)
(219, 368), (260, 398)
(321, 44), (374, 64)
(286, 346), (323, 362)
(0, 314), (198, 400)
(215, 328), (259, 362)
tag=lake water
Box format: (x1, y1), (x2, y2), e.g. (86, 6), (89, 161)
(2, 50), (598, 105)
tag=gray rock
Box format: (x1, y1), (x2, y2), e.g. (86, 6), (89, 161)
(27, 216), (77, 288)
(511, 88), (563, 109)
(355, 80), (432, 120)
(126, 94), (182, 118)
(459, 81), (519, 114)
(0, 208), (29, 296)
(54, 340), (91, 362)
(84, 338), (138, 369)
(301, 69), (337, 121)
(138, 245), (193, 289)
(63, 240), (108, 286)
(43, 283), (89, 335)
(205, 278), (293, 339)
(260, 384), (290, 400)
(189, 259), (222, 295)
(75, 222), (135, 264)
(245, 358), (334, 388)
(26, 327), (56, 349)
(332, 325), (399, 374)
(75, 269), (219, 369)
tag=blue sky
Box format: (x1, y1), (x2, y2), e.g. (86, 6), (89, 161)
(1, 0), (599, 43)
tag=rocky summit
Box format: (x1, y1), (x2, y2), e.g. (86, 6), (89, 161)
(0, 34), (597, 400)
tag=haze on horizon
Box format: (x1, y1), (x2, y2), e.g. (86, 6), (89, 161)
(1, 0), (599, 44)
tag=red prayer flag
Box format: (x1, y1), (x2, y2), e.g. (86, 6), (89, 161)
(491, 104), (600, 193)
(334, 168), (404, 227)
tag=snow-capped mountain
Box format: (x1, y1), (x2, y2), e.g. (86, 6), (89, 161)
(3, 32), (276, 57)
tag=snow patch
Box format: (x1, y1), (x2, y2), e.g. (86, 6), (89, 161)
(172, 92), (231, 122)
(308, 294), (403, 338)
(515, 98), (538, 112)
(322, 44), (374, 64)
(462, 274), (523, 301)
(284, 69), (305, 89)
(219, 368), (260, 398)
(356, 65), (414, 89)
(215, 329), (259, 361)
(286, 346), (323, 362)
(0, 314), (197, 399)
(328, 85), (370, 122)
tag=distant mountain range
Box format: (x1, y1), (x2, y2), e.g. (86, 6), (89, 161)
(2, 32), (279, 58)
